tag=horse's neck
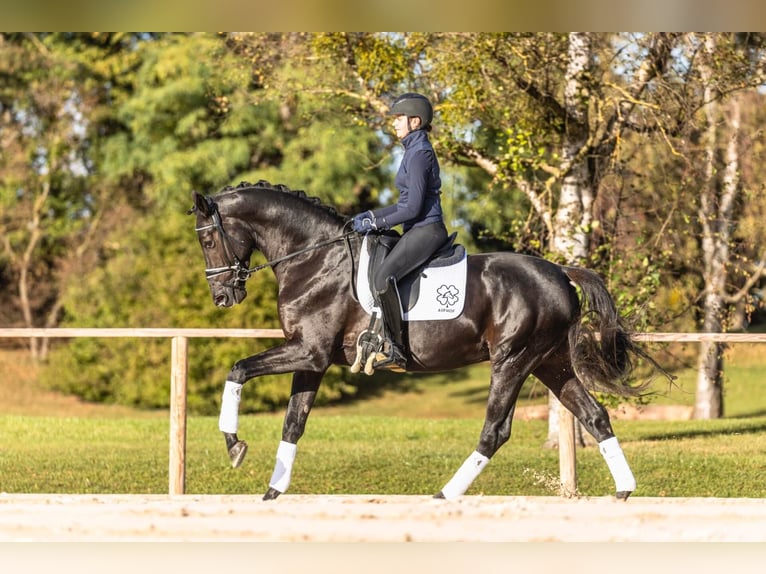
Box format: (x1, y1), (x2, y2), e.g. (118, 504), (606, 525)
(234, 191), (346, 263)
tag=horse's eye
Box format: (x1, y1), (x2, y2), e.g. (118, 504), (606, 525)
(203, 239), (216, 249)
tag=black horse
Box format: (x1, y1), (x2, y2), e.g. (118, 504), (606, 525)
(190, 180), (656, 501)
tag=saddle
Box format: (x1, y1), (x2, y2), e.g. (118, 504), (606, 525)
(351, 231), (467, 375)
(364, 230), (464, 311)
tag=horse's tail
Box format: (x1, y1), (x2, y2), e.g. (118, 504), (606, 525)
(564, 266), (654, 397)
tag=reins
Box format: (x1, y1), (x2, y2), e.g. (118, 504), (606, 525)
(245, 229), (356, 277)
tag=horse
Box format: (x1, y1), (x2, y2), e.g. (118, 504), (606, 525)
(190, 180), (658, 501)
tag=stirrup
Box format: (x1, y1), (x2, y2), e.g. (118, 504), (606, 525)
(351, 328), (383, 375)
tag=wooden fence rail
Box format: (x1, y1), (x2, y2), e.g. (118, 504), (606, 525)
(0, 328), (283, 495)
(1, 328), (765, 496)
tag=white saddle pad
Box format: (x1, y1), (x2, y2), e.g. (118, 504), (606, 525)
(356, 235), (467, 321)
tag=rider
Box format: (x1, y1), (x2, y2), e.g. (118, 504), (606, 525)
(351, 92), (449, 370)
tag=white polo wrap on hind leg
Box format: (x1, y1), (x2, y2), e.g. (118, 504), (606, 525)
(440, 451), (490, 500)
(269, 441), (298, 493)
(218, 380), (242, 433)
(599, 436), (636, 493)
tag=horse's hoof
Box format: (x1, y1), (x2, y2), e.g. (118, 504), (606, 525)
(433, 491), (446, 499)
(228, 440), (248, 468)
(263, 487), (281, 501)
(615, 490), (632, 501)
(223, 432), (239, 450)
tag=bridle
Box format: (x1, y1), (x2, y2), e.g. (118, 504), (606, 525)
(194, 205), (252, 287)
(194, 199), (356, 288)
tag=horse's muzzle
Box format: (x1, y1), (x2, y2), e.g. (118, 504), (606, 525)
(211, 283), (247, 307)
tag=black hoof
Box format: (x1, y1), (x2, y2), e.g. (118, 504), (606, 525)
(223, 433), (248, 469)
(433, 491), (446, 499)
(615, 490), (632, 501)
(263, 487), (281, 501)
(223, 432), (239, 451)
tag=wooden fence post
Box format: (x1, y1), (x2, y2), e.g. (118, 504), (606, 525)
(169, 336), (188, 495)
(558, 406), (577, 497)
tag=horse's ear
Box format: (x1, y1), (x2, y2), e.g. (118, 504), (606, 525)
(190, 191), (213, 217)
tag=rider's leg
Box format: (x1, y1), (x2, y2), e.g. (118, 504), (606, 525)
(375, 276), (407, 370)
(371, 222), (448, 370)
(372, 222), (449, 293)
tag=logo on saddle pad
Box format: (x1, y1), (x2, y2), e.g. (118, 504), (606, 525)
(357, 236), (467, 321)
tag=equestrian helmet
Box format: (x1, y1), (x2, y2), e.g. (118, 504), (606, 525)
(389, 93), (433, 128)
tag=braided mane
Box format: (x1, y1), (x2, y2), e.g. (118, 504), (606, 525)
(221, 180), (341, 218)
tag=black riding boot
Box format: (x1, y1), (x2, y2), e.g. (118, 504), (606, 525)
(375, 276), (407, 372)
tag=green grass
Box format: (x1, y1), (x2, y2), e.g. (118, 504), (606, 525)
(325, 363), (550, 419)
(3, 413), (766, 497)
(647, 343), (766, 418)
(3, 344), (766, 498)
(329, 342), (766, 419)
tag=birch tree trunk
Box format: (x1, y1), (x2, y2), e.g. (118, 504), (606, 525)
(10, 179), (50, 360)
(547, 32), (593, 447)
(695, 38), (741, 418)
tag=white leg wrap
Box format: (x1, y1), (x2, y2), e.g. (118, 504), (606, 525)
(218, 380), (242, 433)
(599, 436), (636, 493)
(440, 451), (490, 500)
(269, 441), (297, 493)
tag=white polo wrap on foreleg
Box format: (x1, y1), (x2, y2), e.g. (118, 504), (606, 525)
(599, 436), (636, 493)
(269, 441), (298, 493)
(440, 451), (490, 500)
(218, 380), (242, 433)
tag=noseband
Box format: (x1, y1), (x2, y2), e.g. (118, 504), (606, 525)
(194, 199), (355, 287)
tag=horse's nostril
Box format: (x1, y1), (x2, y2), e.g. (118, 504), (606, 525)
(214, 294), (228, 307)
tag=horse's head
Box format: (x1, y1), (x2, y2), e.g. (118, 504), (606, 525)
(190, 190), (252, 307)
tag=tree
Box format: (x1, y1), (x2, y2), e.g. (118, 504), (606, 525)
(0, 33), (113, 359)
(689, 33), (766, 418)
(6, 31), (766, 420)
(43, 33), (393, 412)
(423, 33), (684, 443)
(601, 32), (766, 419)
(238, 33), (692, 423)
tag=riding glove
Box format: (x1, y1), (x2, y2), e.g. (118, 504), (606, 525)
(352, 211), (377, 233)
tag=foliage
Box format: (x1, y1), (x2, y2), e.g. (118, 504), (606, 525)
(2, 32), (765, 417)
(39, 33), (389, 412)
(0, 33), (99, 337)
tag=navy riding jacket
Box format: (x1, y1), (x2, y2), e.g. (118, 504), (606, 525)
(373, 129), (443, 232)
